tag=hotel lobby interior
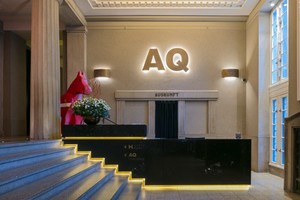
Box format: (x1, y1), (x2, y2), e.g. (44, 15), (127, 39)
(1, 0), (300, 199)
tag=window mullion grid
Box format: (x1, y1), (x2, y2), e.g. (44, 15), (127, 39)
(277, 5), (283, 82)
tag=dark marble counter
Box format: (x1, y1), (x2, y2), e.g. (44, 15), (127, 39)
(62, 124), (147, 137)
(63, 138), (251, 185)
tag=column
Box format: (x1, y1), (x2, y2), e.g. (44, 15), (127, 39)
(0, 22), (3, 138)
(30, 0), (62, 139)
(67, 26), (87, 86)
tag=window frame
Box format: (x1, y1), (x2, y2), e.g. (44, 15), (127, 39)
(271, 0), (289, 85)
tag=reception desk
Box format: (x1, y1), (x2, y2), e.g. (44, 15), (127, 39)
(63, 130), (251, 185)
(62, 124), (147, 137)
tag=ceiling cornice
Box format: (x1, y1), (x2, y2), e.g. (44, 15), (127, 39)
(88, 0), (247, 9)
(74, 0), (260, 17)
(85, 15), (248, 22)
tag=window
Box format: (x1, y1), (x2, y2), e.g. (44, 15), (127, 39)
(271, 95), (287, 166)
(271, 0), (288, 84)
(269, 0), (288, 168)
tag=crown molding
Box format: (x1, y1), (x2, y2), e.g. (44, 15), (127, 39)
(88, 0), (246, 9)
(85, 15), (248, 22)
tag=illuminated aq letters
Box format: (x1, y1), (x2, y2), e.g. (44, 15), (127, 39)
(142, 48), (189, 72)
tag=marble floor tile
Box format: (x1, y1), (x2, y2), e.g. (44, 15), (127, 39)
(139, 172), (300, 200)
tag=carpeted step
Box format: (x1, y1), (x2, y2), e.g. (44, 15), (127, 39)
(1, 161), (100, 199)
(117, 182), (142, 200)
(52, 168), (115, 200)
(0, 154), (87, 195)
(0, 147), (74, 172)
(0, 140), (61, 156)
(87, 176), (128, 200)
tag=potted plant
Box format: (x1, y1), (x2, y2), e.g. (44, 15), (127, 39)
(72, 97), (111, 125)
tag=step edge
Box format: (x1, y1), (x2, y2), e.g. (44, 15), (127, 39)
(0, 155), (88, 194)
(111, 178), (129, 200)
(29, 161), (101, 200)
(0, 140), (61, 149)
(77, 169), (115, 200)
(0, 147), (74, 166)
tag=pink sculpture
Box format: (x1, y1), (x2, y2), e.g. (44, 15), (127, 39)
(61, 71), (92, 125)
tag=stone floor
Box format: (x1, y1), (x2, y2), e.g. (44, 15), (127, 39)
(139, 172), (300, 200)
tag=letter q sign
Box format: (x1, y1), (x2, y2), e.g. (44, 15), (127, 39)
(142, 48), (189, 72)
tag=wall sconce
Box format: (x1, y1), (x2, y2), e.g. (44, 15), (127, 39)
(94, 68), (111, 78)
(222, 68), (239, 80)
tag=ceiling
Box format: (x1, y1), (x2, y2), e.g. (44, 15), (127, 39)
(74, 0), (261, 17)
(0, 0), (31, 16)
(0, 0), (263, 21)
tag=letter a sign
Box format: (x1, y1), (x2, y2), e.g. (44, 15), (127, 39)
(142, 48), (189, 72)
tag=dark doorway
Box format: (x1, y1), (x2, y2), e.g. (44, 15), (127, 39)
(155, 101), (178, 138)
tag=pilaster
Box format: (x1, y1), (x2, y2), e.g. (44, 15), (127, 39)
(66, 26), (87, 86)
(0, 22), (3, 138)
(30, 0), (61, 139)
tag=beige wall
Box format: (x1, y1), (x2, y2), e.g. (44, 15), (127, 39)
(246, 14), (260, 171)
(86, 21), (246, 138)
(3, 31), (27, 137)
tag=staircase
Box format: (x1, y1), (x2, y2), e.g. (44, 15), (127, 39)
(0, 140), (142, 200)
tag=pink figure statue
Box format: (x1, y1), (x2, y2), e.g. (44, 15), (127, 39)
(61, 71), (92, 125)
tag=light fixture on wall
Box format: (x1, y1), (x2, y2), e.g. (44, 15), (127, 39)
(269, 0), (275, 7)
(94, 68), (111, 79)
(221, 68), (239, 80)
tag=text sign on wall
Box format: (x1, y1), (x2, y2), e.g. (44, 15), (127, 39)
(155, 92), (179, 98)
(142, 48), (189, 72)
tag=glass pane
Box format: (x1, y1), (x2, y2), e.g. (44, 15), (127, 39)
(272, 26), (276, 38)
(272, 36), (277, 48)
(282, 40), (287, 55)
(272, 59), (277, 71)
(272, 10), (277, 25)
(282, 136), (285, 165)
(272, 71), (278, 84)
(273, 138), (277, 148)
(272, 125), (277, 137)
(272, 99), (277, 126)
(282, 52), (287, 66)
(282, 96), (287, 110)
(272, 47), (278, 59)
(272, 113), (276, 124)
(282, 0), (288, 14)
(282, 14), (287, 29)
(282, 26), (288, 40)
(281, 66), (287, 79)
(272, 149), (277, 163)
(272, 99), (277, 111)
